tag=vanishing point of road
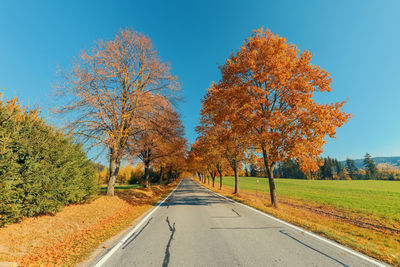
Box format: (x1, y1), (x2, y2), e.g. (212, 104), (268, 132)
(91, 178), (385, 267)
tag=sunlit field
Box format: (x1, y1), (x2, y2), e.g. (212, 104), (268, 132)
(220, 177), (400, 222)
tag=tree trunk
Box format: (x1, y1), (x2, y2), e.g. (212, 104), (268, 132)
(262, 148), (278, 208)
(212, 175), (215, 187)
(144, 161), (150, 188)
(266, 167), (278, 207)
(159, 167), (164, 185)
(107, 153), (120, 196)
(219, 172), (223, 190)
(234, 165), (238, 194)
(167, 168), (172, 185)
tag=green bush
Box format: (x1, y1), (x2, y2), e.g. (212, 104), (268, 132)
(0, 96), (96, 227)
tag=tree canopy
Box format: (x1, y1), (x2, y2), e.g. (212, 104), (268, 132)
(194, 28), (351, 207)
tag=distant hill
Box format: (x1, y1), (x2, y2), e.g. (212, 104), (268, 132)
(341, 156), (400, 169)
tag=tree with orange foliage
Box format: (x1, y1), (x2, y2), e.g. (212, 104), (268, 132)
(196, 122), (246, 194)
(55, 29), (179, 196)
(193, 134), (226, 188)
(206, 28), (351, 207)
(131, 98), (186, 187)
(162, 143), (187, 184)
(186, 143), (207, 182)
(198, 82), (248, 193)
(216, 130), (246, 193)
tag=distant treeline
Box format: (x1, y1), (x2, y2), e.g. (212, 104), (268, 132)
(96, 162), (182, 186)
(245, 153), (400, 180)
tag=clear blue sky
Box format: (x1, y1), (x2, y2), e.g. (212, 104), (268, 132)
(1, 0), (399, 160)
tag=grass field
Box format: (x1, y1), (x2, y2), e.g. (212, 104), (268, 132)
(221, 176), (400, 223)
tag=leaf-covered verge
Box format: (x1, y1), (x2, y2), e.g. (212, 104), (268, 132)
(197, 179), (400, 266)
(0, 96), (97, 227)
(0, 182), (178, 266)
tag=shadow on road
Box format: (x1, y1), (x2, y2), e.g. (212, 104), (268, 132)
(279, 230), (349, 267)
(122, 218), (153, 249)
(160, 184), (228, 207)
(211, 226), (283, 230)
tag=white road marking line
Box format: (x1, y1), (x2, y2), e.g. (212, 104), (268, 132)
(93, 180), (183, 267)
(194, 178), (387, 267)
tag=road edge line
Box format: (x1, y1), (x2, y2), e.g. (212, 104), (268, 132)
(194, 178), (387, 267)
(93, 179), (183, 267)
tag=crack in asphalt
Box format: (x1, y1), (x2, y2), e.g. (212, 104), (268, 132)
(162, 216), (176, 267)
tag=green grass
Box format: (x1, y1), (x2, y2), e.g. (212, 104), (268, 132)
(219, 176), (400, 222)
(99, 184), (141, 191)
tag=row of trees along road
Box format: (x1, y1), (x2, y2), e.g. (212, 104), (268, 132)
(55, 29), (186, 196)
(189, 28), (351, 207)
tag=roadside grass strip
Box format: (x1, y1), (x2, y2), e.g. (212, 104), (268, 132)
(93, 180), (183, 266)
(0, 182), (179, 266)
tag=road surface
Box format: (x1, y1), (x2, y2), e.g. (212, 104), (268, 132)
(92, 178), (385, 267)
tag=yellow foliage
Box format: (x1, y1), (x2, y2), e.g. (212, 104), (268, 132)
(96, 167), (109, 185)
(378, 163), (400, 180)
(117, 165), (134, 184)
(238, 167), (246, 177)
(132, 163), (144, 182)
(97, 163), (145, 185)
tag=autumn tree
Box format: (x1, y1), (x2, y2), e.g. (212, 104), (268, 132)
(162, 144), (187, 184)
(193, 133), (226, 188)
(189, 140), (210, 184)
(245, 151), (266, 177)
(55, 29), (179, 196)
(377, 163), (400, 180)
(131, 98), (186, 187)
(190, 139), (209, 184)
(218, 131), (246, 193)
(187, 143), (207, 182)
(208, 28), (351, 207)
(197, 90), (247, 193)
(116, 164), (134, 184)
(96, 167), (109, 184)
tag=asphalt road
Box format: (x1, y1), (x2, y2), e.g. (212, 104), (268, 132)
(92, 178), (385, 267)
